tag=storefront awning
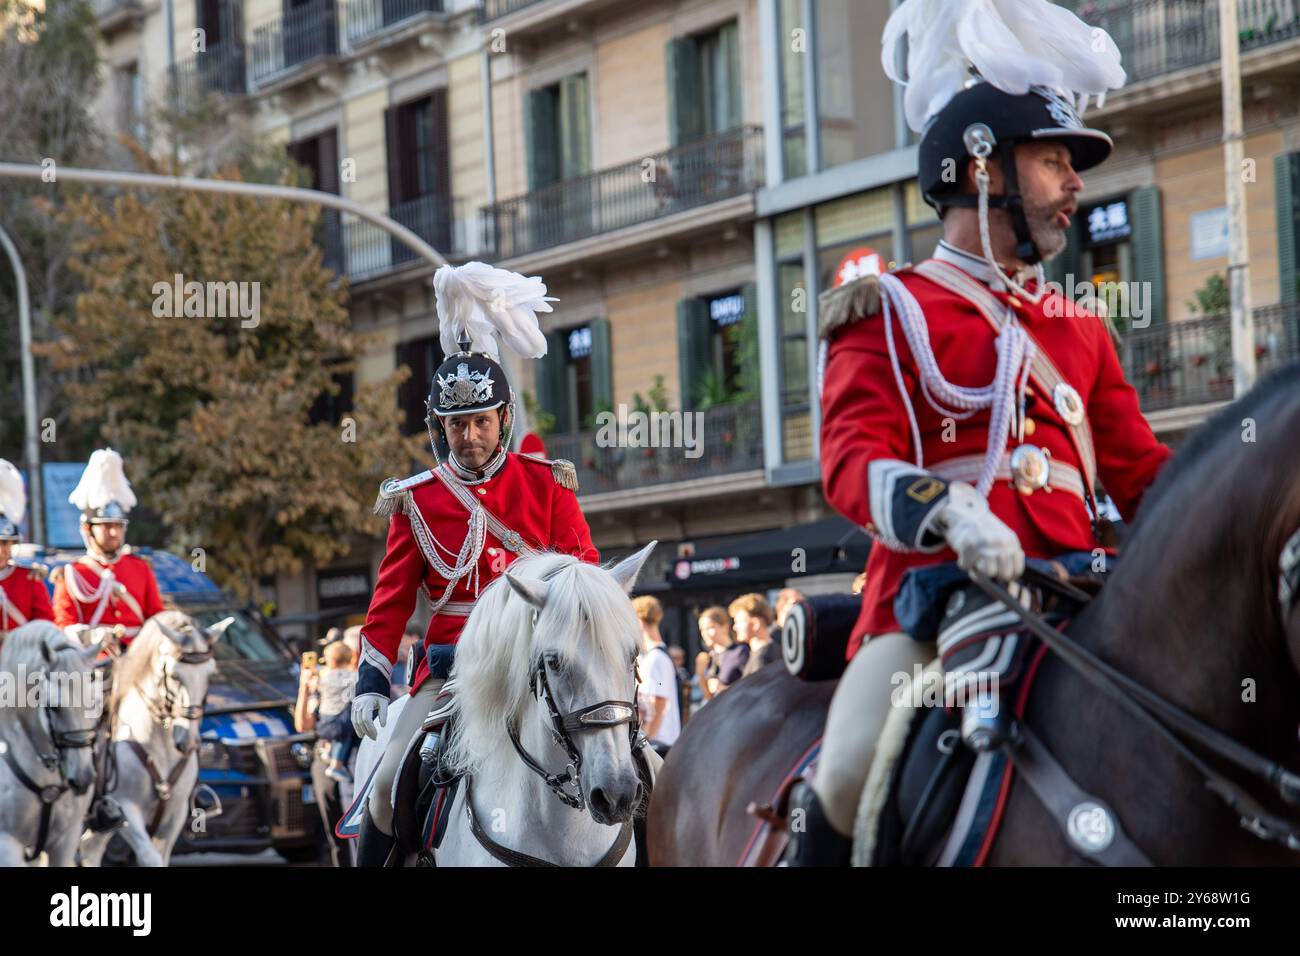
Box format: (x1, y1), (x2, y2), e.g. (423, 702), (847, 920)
(664, 517), (870, 590)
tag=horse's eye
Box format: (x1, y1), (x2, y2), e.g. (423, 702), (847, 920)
(545, 654), (562, 673)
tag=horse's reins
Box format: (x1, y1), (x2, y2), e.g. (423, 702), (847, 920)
(970, 568), (1300, 853)
(0, 648), (97, 861)
(116, 638), (214, 835)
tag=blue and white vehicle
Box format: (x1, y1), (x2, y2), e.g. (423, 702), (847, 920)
(18, 545), (326, 861)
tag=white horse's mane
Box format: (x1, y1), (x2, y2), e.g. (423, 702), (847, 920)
(442, 551), (640, 784)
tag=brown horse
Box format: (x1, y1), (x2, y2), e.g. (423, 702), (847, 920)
(650, 361), (1300, 865)
(647, 664), (833, 866)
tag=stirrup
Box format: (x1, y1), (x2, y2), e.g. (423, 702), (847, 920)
(785, 781), (852, 867)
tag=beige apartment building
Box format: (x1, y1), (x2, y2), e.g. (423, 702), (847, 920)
(88, 0), (1300, 647)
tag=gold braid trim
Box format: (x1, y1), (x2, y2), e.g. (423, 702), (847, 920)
(817, 273), (881, 340)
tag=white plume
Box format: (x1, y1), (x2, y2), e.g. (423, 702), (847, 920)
(68, 449), (137, 514)
(434, 261), (555, 362)
(882, 0), (1126, 133)
(0, 459), (25, 525)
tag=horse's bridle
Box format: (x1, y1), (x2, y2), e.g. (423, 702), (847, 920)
(507, 650), (641, 812)
(144, 647), (213, 740)
(0, 662), (97, 861)
(972, 566), (1300, 855)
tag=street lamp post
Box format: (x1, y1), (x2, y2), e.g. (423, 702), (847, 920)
(1220, 0), (1256, 395)
(0, 223), (44, 545)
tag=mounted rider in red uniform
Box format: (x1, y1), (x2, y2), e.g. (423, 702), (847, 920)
(351, 262), (600, 866)
(788, 0), (1172, 865)
(51, 449), (164, 648)
(0, 459), (54, 640)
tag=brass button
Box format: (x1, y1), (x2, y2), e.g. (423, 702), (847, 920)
(1023, 418), (1036, 436)
(1009, 296), (1022, 309)
(476, 487), (486, 495)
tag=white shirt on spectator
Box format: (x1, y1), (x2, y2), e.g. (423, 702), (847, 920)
(637, 644), (681, 746)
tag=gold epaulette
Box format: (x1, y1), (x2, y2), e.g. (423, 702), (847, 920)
(27, 562), (49, 582)
(818, 274), (881, 340)
(373, 470), (435, 518)
(518, 453), (579, 493)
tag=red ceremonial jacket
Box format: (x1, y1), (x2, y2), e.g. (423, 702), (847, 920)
(361, 452), (599, 692)
(0, 563), (55, 633)
(52, 550), (165, 642)
(820, 242), (1171, 655)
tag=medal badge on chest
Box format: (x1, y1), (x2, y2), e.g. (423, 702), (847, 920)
(1053, 383), (1085, 427)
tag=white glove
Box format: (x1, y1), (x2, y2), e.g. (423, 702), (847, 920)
(351, 693), (390, 741)
(932, 481), (1025, 582)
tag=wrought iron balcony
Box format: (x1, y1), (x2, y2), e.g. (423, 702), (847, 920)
(171, 42), (247, 105)
(338, 194), (488, 283)
(344, 0), (444, 47)
(480, 0), (548, 20)
(544, 400), (764, 497)
(483, 125), (764, 262)
(1123, 304), (1300, 412)
(1079, 0), (1300, 86)
(250, 0), (340, 86)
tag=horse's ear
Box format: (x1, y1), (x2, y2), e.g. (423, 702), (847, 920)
(506, 573), (550, 610)
(609, 541), (658, 594)
(206, 616), (235, 642)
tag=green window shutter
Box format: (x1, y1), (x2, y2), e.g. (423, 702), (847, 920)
(719, 20), (742, 132)
(736, 281), (760, 400)
(1275, 152), (1298, 303)
(666, 36), (704, 146)
(537, 331), (570, 434)
(525, 87), (560, 190)
(676, 297), (711, 410)
(559, 73), (591, 179)
(589, 318), (613, 416)
(1128, 186), (1165, 325)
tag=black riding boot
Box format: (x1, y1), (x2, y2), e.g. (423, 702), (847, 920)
(357, 809), (397, 867)
(786, 781), (852, 867)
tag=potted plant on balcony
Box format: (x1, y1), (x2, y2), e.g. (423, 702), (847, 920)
(1187, 273), (1232, 400)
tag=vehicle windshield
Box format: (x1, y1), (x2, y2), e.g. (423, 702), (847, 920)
(188, 607), (286, 663)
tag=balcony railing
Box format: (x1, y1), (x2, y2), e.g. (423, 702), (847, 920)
(483, 125), (763, 261)
(1080, 0), (1300, 86)
(544, 400), (764, 497)
(93, 0), (141, 23)
(251, 0), (340, 86)
(171, 42), (247, 104)
(1123, 304), (1300, 411)
(344, 0), (443, 46)
(339, 194), (474, 282)
(480, 0), (547, 20)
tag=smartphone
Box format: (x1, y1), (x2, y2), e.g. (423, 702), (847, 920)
(301, 651), (318, 671)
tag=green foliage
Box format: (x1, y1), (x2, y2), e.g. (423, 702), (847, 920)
(1187, 273), (1231, 316)
(521, 389), (557, 437)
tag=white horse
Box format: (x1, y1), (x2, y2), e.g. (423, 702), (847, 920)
(79, 610), (229, 867)
(355, 544), (661, 866)
(0, 621), (106, 867)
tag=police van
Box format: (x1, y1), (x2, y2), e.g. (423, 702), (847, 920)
(18, 545), (325, 862)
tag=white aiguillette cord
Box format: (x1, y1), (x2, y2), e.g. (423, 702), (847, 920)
(878, 271), (1035, 497)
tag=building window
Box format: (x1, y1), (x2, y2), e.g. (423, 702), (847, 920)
(385, 91), (451, 255)
(288, 128), (341, 271)
(525, 74), (591, 189)
(677, 287), (757, 411)
(779, 0), (807, 177)
(395, 335), (444, 436)
(538, 320), (611, 434)
(667, 20), (741, 146)
(815, 0), (896, 168)
(309, 364), (354, 427)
